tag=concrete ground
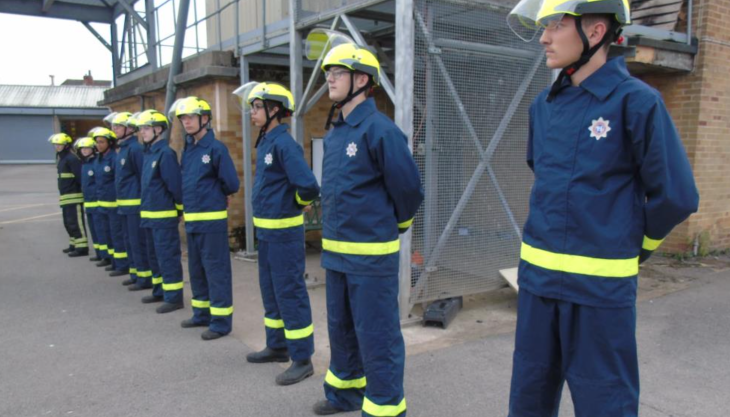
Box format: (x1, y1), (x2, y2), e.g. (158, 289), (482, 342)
(1, 164), (728, 417)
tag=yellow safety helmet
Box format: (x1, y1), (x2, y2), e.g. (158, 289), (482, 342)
(509, 0), (630, 42)
(73, 137), (96, 149)
(322, 43), (381, 86)
(90, 127), (117, 142)
(246, 82), (295, 114)
(136, 109), (169, 130)
(174, 96), (212, 118)
(48, 133), (73, 145)
(104, 111), (134, 127)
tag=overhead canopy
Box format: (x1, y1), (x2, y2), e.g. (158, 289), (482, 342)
(0, 0), (132, 24)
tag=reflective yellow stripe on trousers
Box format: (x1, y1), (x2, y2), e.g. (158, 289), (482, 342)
(191, 299), (210, 309)
(520, 242), (639, 278)
(162, 282), (184, 291)
(322, 238), (400, 256)
(210, 306), (233, 316)
(183, 211), (228, 221)
(363, 397), (406, 417)
(325, 370), (367, 389)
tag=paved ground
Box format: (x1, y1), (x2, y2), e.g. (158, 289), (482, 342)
(1, 164), (728, 417)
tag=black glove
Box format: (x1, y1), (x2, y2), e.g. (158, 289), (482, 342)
(639, 249), (653, 264)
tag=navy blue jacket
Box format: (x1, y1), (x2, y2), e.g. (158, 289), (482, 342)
(320, 98), (424, 276)
(141, 139), (183, 229)
(57, 149), (83, 206)
(115, 137), (144, 214)
(252, 123), (320, 242)
(181, 130), (240, 233)
(81, 156), (99, 212)
(94, 149), (118, 213)
(519, 57), (699, 308)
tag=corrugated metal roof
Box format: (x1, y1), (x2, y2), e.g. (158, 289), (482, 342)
(0, 85), (109, 109)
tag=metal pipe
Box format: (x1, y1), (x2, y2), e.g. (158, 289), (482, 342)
(240, 55), (257, 256)
(217, 0), (223, 51)
(289, 0), (304, 145)
(111, 20), (119, 86)
(163, 0), (191, 123)
(687, 0), (692, 46)
(303, 83), (328, 115)
(395, 0), (415, 320)
(296, 15), (340, 118)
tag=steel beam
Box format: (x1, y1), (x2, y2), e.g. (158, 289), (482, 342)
(111, 20), (120, 86)
(0, 0), (113, 23)
(42, 0), (55, 12)
(145, 0), (158, 68)
(82, 22), (112, 52)
(116, 0), (148, 30)
(295, 16), (340, 119)
(295, 0), (388, 30)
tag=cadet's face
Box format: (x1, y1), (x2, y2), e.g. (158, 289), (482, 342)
(54, 144), (65, 152)
(180, 114), (208, 134)
(539, 15), (584, 69)
(326, 67), (352, 102)
(112, 124), (127, 138)
(250, 99), (267, 127)
(81, 148), (94, 157)
(140, 126), (155, 143)
(95, 137), (109, 153)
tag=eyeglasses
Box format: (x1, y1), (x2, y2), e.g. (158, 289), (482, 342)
(324, 69), (350, 80)
(251, 102), (266, 112)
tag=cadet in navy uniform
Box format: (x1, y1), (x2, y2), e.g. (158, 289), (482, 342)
(137, 109), (185, 314)
(107, 112), (153, 290)
(49, 133), (88, 257)
(92, 127), (130, 275)
(506, 0), (700, 415)
(73, 137), (103, 261)
(310, 42), (424, 416)
(233, 82), (320, 385)
(174, 97), (240, 340)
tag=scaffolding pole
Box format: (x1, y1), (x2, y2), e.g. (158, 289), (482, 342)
(290, 0), (304, 146)
(395, 0), (415, 320)
(240, 55), (257, 257)
(163, 0), (191, 118)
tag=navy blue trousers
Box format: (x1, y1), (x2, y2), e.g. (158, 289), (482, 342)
(258, 239), (314, 361)
(187, 232), (233, 334)
(324, 270), (406, 417)
(94, 211), (112, 261)
(108, 209), (130, 272)
(86, 211), (102, 258)
(123, 213), (151, 288)
(508, 289), (639, 417)
(145, 227), (184, 304)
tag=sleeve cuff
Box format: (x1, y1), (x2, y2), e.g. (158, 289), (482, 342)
(398, 218), (414, 233)
(642, 236), (664, 251)
(295, 191), (314, 206)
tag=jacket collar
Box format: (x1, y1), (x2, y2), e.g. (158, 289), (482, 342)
(334, 97), (377, 127)
(186, 129), (214, 148)
(578, 56), (630, 102)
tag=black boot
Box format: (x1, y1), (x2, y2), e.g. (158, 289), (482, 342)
(62, 245), (74, 254)
(312, 400), (346, 415)
(96, 259), (111, 267)
(276, 359), (314, 386)
(104, 265), (115, 271)
(127, 283), (149, 291)
(141, 295), (164, 304)
(89, 256), (101, 262)
(109, 269), (129, 277)
(181, 318), (208, 328)
(121, 278), (134, 286)
(68, 249), (89, 257)
(156, 302), (184, 314)
(246, 347), (290, 364)
(201, 330), (226, 341)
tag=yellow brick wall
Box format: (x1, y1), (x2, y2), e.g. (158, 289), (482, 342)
(638, 0), (730, 253)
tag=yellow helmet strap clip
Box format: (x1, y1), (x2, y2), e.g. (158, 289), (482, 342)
(547, 16), (620, 102)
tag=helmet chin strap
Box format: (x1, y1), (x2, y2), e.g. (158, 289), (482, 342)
(547, 16), (620, 102)
(255, 101), (284, 148)
(325, 71), (372, 130)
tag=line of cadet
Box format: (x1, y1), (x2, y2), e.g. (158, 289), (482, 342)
(48, 0), (702, 412)
(50, 38), (423, 416)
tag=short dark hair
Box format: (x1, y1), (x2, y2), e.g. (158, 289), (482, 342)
(581, 14), (618, 49)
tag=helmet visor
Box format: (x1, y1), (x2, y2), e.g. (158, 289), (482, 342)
(507, 0), (567, 42)
(304, 29), (355, 61)
(232, 81), (261, 111)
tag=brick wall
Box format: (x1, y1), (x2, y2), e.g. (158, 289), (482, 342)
(638, 0), (730, 254)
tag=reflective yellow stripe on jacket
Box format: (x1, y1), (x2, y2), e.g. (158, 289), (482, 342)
(322, 238), (400, 256)
(520, 242), (639, 278)
(253, 214), (304, 229)
(141, 210), (178, 219)
(98, 200), (118, 208)
(117, 199), (141, 206)
(58, 173), (75, 178)
(84, 201), (99, 208)
(183, 211), (228, 221)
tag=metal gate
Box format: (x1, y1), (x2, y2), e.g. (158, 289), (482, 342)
(409, 0), (550, 305)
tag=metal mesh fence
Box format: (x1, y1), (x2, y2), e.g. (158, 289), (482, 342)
(410, 0), (550, 304)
